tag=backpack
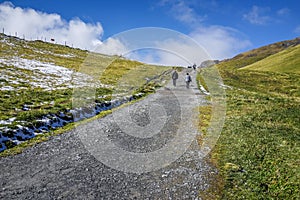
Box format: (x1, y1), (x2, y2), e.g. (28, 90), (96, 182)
(186, 75), (192, 82)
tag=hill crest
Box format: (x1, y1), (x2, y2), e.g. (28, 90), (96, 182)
(217, 37), (300, 73)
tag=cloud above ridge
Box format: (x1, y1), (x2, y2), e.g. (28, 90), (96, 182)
(0, 1), (252, 66)
(243, 6), (271, 25)
(0, 1), (125, 53)
(148, 0), (252, 65)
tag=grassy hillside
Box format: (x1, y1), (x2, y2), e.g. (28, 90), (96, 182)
(0, 33), (172, 154)
(241, 44), (300, 73)
(219, 37), (300, 70)
(214, 70), (299, 199)
(0, 34), (87, 70)
(197, 38), (300, 199)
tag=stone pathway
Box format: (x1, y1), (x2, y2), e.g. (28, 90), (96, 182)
(0, 69), (217, 199)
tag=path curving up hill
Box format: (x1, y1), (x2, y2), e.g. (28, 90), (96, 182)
(0, 69), (216, 199)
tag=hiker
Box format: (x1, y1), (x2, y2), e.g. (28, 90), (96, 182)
(192, 63), (196, 70)
(172, 69), (179, 86)
(185, 73), (192, 88)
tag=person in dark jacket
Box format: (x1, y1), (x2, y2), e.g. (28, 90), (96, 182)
(172, 69), (179, 87)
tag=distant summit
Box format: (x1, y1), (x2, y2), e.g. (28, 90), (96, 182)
(199, 60), (219, 68)
(218, 37), (300, 73)
(241, 44), (300, 73)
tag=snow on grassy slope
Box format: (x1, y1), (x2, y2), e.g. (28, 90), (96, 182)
(0, 33), (172, 154)
(0, 57), (107, 90)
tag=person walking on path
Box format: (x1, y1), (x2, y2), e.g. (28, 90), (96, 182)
(192, 63), (196, 70)
(185, 73), (192, 88)
(172, 69), (179, 87)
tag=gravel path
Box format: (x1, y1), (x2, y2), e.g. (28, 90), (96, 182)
(0, 69), (217, 199)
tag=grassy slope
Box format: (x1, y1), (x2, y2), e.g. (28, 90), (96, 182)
(220, 37), (300, 70)
(0, 34), (87, 70)
(0, 34), (170, 122)
(198, 39), (300, 199)
(0, 34), (172, 154)
(216, 70), (299, 199)
(242, 44), (300, 73)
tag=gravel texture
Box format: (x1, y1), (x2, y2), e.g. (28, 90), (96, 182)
(0, 69), (217, 200)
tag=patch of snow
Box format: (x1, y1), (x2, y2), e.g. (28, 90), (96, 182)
(0, 86), (15, 91)
(56, 53), (75, 58)
(199, 85), (210, 95)
(0, 117), (16, 125)
(1, 39), (15, 46)
(0, 57), (110, 90)
(33, 49), (75, 58)
(0, 92), (144, 152)
(220, 83), (232, 90)
(0, 120), (10, 125)
(9, 117), (16, 122)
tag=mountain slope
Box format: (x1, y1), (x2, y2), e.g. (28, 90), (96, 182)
(202, 38), (300, 199)
(0, 33), (172, 153)
(218, 37), (300, 70)
(241, 44), (300, 73)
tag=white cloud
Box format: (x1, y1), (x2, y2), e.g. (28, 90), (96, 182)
(123, 26), (251, 66)
(0, 1), (252, 66)
(95, 38), (128, 56)
(277, 8), (290, 16)
(160, 0), (205, 26)
(243, 6), (271, 25)
(143, 0), (252, 65)
(171, 1), (205, 26)
(154, 38), (209, 65)
(0, 2), (105, 50)
(295, 26), (300, 34)
(126, 39), (210, 66)
(190, 26), (251, 60)
(121, 0), (252, 66)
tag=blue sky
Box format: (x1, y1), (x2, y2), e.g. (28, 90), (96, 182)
(0, 0), (299, 65)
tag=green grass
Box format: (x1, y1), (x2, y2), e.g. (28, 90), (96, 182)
(242, 44), (300, 73)
(0, 34), (87, 70)
(196, 38), (300, 198)
(197, 105), (212, 150)
(0, 87), (164, 157)
(206, 67), (300, 199)
(196, 71), (209, 92)
(0, 109), (112, 157)
(0, 34), (171, 124)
